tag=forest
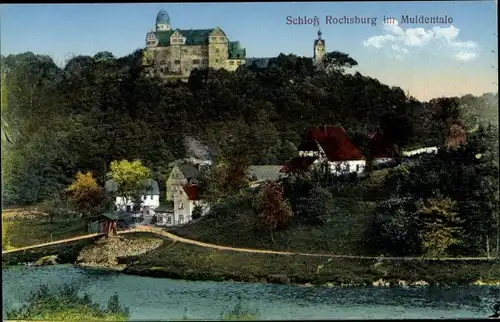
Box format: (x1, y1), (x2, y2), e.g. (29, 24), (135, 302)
(1, 49), (498, 210)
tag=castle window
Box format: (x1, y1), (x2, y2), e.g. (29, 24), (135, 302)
(192, 59), (200, 64)
(174, 60), (181, 64)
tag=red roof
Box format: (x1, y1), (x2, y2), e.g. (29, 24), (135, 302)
(182, 184), (200, 200)
(280, 156), (317, 173)
(298, 126), (364, 161)
(368, 131), (396, 158)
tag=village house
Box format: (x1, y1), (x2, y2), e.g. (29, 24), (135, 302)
(281, 126), (368, 175)
(104, 178), (160, 213)
(172, 184), (209, 225)
(280, 126), (403, 175)
(165, 158), (211, 201)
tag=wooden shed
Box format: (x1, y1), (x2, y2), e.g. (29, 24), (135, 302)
(100, 211), (119, 236)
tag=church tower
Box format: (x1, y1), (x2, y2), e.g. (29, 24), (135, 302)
(156, 9), (171, 31)
(313, 29), (326, 64)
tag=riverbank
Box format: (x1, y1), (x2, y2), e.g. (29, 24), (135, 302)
(6, 232), (500, 287)
(78, 233), (500, 287)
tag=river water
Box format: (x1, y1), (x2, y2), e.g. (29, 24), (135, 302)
(2, 265), (499, 320)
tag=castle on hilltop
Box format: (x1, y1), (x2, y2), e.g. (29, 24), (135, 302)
(142, 9), (247, 79)
(141, 9), (327, 79)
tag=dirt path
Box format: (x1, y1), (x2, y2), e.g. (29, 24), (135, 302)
(131, 225), (497, 261)
(3, 225), (498, 262)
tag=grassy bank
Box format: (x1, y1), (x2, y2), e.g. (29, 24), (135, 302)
(170, 170), (392, 255)
(118, 234), (500, 287)
(2, 208), (87, 249)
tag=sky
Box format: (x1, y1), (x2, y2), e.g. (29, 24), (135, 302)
(1, 1), (498, 101)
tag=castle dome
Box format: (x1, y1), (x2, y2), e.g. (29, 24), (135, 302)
(156, 9), (170, 25)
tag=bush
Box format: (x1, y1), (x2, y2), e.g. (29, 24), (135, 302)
(191, 205), (203, 220)
(6, 284), (130, 321)
(220, 297), (260, 321)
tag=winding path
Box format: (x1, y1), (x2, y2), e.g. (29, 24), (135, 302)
(2, 224), (499, 262)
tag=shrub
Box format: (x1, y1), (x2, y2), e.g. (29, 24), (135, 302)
(192, 205), (203, 219)
(6, 284), (130, 321)
(220, 297), (260, 321)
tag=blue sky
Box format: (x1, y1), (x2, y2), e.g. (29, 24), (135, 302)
(1, 2), (498, 100)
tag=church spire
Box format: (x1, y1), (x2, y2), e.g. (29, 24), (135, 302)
(317, 28), (322, 39)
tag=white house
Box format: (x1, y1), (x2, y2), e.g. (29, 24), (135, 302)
(281, 126), (368, 175)
(171, 184), (210, 226)
(104, 178), (160, 213)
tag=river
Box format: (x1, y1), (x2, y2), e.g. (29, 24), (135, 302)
(3, 265), (499, 320)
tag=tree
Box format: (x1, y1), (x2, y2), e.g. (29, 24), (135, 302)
(66, 171), (109, 221)
(107, 160), (151, 199)
(323, 51), (358, 73)
(192, 204), (203, 220)
(1, 72), (13, 144)
(256, 181), (293, 241)
(417, 197), (464, 258)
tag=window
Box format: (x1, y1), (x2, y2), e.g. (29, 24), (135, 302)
(178, 202), (184, 210)
(166, 215), (172, 224)
(160, 68), (164, 73)
(219, 36), (225, 41)
(192, 59), (200, 64)
(174, 60), (181, 64)
(202, 59), (208, 64)
(229, 61), (234, 65)
(215, 59), (219, 63)
(211, 36), (216, 42)
(183, 48), (188, 53)
(179, 214), (184, 223)
(356, 164), (360, 172)
(160, 60), (165, 65)
(216, 48), (220, 54)
(237, 61), (241, 65)
(346, 164), (351, 172)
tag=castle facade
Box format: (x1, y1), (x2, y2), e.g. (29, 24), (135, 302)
(142, 9), (247, 79)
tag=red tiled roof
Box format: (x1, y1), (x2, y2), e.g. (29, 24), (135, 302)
(280, 156), (317, 173)
(299, 126), (364, 161)
(368, 131), (396, 158)
(182, 184), (200, 200)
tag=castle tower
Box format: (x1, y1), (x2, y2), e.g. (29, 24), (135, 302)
(156, 9), (171, 31)
(313, 29), (326, 64)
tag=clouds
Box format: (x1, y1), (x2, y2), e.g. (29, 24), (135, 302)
(362, 20), (480, 62)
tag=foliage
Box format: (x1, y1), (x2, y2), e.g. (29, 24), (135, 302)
(220, 297), (260, 321)
(1, 50), (496, 208)
(108, 159), (151, 197)
(1, 71), (13, 144)
(418, 197), (464, 257)
(2, 219), (11, 250)
(191, 204), (203, 219)
(255, 181), (293, 241)
(66, 171), (110, 219)
(6, 284), (129, 321)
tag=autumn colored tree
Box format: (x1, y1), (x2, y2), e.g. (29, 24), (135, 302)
(107, 160), (151, 199)
(256, 181), (293, 242)
(66, 171), (109, 220)
(418, 197), (464, 258)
